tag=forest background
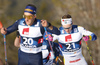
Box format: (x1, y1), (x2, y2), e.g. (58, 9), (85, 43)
(0, 0), (100, 65)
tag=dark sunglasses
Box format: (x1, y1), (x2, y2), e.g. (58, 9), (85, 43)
(63, 25), (72, 29)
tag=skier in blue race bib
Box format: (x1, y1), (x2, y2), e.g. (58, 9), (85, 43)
(0, 4), (60, 65)
(52, 14), (97, 65)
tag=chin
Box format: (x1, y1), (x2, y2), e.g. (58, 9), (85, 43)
(26, 23), (30, 26)
(67, 32), (70, 34)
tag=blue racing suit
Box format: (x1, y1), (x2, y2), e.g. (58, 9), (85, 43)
(6, 18), (60, 65)
(42, 32), (60, 65)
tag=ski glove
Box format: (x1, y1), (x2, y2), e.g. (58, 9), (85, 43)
(83, 36), (89, 41)
(48, 34), (53, 41)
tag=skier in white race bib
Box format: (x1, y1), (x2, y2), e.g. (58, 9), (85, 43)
(0, 4), (60, 65)
(14, 31), (60, 65)
(52, 14), (97, 65)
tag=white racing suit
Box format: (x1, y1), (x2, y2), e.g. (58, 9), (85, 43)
(53, 25), (97, 65)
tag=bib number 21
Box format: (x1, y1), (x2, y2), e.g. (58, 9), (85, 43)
(66, 43), (75, 49)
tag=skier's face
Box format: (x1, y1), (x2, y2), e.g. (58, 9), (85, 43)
(63, 24), (72, 34)
(24, 12), (36, 26)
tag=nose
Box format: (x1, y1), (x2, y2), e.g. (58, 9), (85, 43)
(25, 18), (29, 22)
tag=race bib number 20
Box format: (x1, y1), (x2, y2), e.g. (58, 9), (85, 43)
(23, 37), (33, 45)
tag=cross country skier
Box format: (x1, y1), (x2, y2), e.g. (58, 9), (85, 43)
(52, 14), (97, 65)
(0, 4), (60, 65)
(14, 31), (60, 65)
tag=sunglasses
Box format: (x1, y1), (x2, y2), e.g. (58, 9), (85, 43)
(63, 25), (72, 29)
(23, 15), (33, 19)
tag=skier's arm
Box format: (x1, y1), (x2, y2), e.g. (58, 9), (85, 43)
(78, 26), (97, 41)
(6, 20), (20, 35)
(14, 37), (20, 47)
(40, 20), (60, 35)
(14, 31), (20, 47)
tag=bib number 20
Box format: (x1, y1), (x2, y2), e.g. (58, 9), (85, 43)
(23, 37), (33, 45)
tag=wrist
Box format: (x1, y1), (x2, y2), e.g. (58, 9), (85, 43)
(46, 22), (51, 28)
(89, 35), (92, 40)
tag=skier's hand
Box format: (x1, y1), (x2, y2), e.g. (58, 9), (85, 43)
(0, 27), (7, 34)
(41, 20), (48, 27)
(48, 34), (53, 41)
(41, 20), (52, 30)
(83, 36), (89, 41)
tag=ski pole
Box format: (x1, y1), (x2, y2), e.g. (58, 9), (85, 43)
(4, 34), (7, 65)
(44, 27), (53, 52)
(0, 21), (8, 65)
(55, 56), (64, 65)
(85, 41), (95, 65)
(44, 27), (64, 65)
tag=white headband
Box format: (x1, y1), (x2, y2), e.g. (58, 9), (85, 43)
(61, 18), (72, 25)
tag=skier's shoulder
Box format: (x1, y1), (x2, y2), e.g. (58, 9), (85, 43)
(15, 18), (25, 25)
(59, 26), (63, 30)
(72, 25), (85, 30)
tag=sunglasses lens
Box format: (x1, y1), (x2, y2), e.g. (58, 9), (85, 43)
(23, 15), (33, 19)
(63, 26), (72, 29)
(64, 27), (70, 29)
